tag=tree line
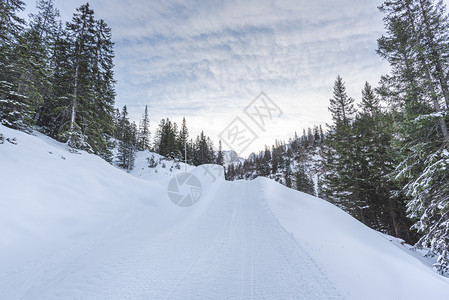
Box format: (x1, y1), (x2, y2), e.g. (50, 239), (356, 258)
(323, 0), (449, 275)
(226, 126), (323, 199)
(1, 0), (116, 160)
(0, 0), (223, 171)
(115, 104), (224, 170)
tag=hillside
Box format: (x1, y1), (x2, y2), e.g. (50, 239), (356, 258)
(1, 124), (449, 299)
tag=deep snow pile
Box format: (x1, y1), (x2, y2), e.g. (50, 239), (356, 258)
(263, 178), (449, 299)
(1, 124), (449, 299)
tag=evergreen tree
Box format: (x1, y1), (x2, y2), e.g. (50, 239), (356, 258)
(138, 105), (150, 151)
(216, 140), (224, 165)
(322, 76), (363, 220)
(0, 0), (25, 46)
(319, 125), (324, 141)
(29, 0), (62, 134)
(154, 118), (178, 158)
(62, 3), (97, 149)
(116, 105), (136, 171)
(14, 0), (61, 130)
(257, 146), (271, 176)
(313, 125), (320, 143)
(153, 118), (165, 154)
(271, 146), (279, 174)
(0, 0), (31, 128)
(3, 29), (45, 127)
(354, 82), (413, 238)
(226, 163), (235, 180)
(186, 137), (195, 165)
(378, 0), (449, 273)
(193, 131), (215, 166)
(55, 3), (116, 157)
(86, 17), (116, 160)
(295, 165), (314, 195)
(328, 75), (356, 126)
(37, 22), (70, 136)
(177, 117), (188, 155)
(284, 162), (292, 188)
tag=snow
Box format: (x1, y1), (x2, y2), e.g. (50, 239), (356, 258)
(1, 124), (449, 299)
(264, 179), (449, 299)
(221, 149), (244, 166)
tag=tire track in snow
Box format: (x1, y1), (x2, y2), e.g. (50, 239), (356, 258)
(251, 179), (343, 299)
(2, 178), (344, 299)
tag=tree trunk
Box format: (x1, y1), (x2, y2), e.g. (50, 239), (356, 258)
(68, 62), (79, 147)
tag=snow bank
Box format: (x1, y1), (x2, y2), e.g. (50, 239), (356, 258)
(0, 125), (225, 258)
(0, 125), (166, 269)
(260, 177), (449, 299)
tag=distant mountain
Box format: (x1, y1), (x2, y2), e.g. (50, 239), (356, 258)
(222, 150), (244, 166)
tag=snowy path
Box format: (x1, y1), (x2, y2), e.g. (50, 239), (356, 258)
(0, 180), (342, 299)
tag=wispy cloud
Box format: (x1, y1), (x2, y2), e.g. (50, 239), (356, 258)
(24, 0), (394, 156)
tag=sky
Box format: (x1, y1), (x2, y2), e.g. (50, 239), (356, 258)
(22, 0), (394, 157)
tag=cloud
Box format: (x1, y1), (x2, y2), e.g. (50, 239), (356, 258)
(23, 0), (394, 156)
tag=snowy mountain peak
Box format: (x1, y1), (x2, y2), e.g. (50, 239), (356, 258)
(222, 149), (244, 166)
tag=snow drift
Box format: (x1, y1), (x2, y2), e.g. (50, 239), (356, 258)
(1, 124), (449, 299)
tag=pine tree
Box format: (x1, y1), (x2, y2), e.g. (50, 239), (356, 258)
(307, 127), (314, 145)
(61, 3), (97, 149)
(216, 140), (224, 165)
(61, 3), (115, 155)
(86, 17), (116, 160)
(193, 131), (215, 165)
(354, 82), (413, 238)
(319, 125), (324, 141)
(177, 117), (188, 155)
(226, 163), (235, 180)
(295, 165), (314, 196)
(322, 76), (363, 220)
(171, 121), (179, 158)
(0, 0), (31, 128)
(4, 29), (45, 127)
(29, 0), (62, 134)
(116, 105), (136, 171)
(153, 118), (164, 154)
(14, 0), (61, 130)
(138, 105), (150, 151)
(153, 118), (179, 158)
(0, 0), (25, 46)
(313, 125), (320, 143)
(47, 22), (74, 136)
(284, 162), (292, 188)
(328, 75), (356, 126)
(378, 0), (449, 274)
(257, 146), (271, 176)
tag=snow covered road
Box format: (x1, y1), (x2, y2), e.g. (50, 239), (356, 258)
(162, 180), (341, 299)
(1, 179), (342, 299)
